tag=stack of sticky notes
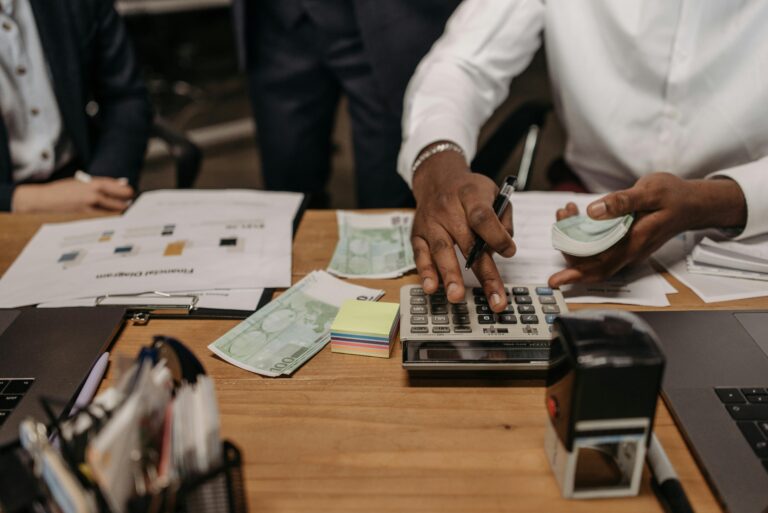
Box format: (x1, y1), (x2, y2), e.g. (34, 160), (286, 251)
(331, 300), (400, 358)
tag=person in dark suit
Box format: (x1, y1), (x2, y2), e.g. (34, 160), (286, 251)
(232, 0), (460, 208)
(0, 0), (152, 213)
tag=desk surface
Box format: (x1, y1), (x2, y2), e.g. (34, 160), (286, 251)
(3, 210), (766, 513)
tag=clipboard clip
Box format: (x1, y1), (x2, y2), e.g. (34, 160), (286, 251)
(95, 291), (200, 325)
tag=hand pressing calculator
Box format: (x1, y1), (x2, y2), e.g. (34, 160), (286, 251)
(400, 284), (568, 373)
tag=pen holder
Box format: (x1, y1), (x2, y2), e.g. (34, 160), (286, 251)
(544, 311), (665, 499)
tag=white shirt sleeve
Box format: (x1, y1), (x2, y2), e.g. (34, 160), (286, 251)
(397, 0), (546, 188)
(708, 158), (768, 239)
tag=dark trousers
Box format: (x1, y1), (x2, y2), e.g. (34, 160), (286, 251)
(248, 8), (413, 208)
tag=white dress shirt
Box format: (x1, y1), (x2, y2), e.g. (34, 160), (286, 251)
(399, 0), (768, 239)
(0, 0), (70, 183)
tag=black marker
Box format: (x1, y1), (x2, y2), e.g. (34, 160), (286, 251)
(464, 175), (517, 270)
(648, 434), (694, 513)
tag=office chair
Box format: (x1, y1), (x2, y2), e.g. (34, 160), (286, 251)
(471, 100), (551, 191)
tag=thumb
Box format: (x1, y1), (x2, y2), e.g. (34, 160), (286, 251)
(587, 187), (650, 220)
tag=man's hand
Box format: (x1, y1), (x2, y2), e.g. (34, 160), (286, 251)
(548, 172), (747, 287)
(12, 177), (134, 214)
(411, 147), (516, 312)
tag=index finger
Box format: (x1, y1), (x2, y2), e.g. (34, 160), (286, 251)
(93, 177), (134, 199)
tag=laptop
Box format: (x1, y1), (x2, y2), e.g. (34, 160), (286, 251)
(0, 307), (125, 449)
(638, 311), (768, 513)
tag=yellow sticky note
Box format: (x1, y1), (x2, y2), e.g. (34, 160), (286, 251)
(331, 300), (399, 338)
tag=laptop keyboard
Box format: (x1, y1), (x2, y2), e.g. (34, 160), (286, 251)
(716, 387), (768, 473)
(0, 379), (34, 427)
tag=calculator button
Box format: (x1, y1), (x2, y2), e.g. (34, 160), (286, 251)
(472, 287), (484, 295)
(542, 305), (560, 314)
(410, 296), (426, 305)
(0, 380), (7, 393)
(410, 305), (427, 315)
(716, 388), (746, 404)
(0, 395), (22, 409)
(498, 314), (517, 324)
(432, 315), (449, 325)
(410, 327), (428, 334)
(3, 379), (32, 395)
(432, 327), (451, 334)
(742, 388), (766, 396)
(538, 296), (557, 305)
(517, 305), (535, 314)
(758, 421), (768, 438)
(477, 314), (495, 324)
(521, 314), (539, 324)
(514, 295), (533, 305)
(411, 315), (428, 325)
(431, 305), (449, 315)
(476, 305), (491, 314)
(0, 410), (9, 426)
(454, 326), (472, 333)
(512, 287), (529, 295)
(474, 295), (488, 305)
(430, 295), (447, 305)
(452, 315), (471, 325)
(535, 287), (553, 296)
(545, 314), (558, 324)
(748, 395), (768, 404)
(410, 288), (426, 296)
(451, 304), (469, 314)
(502, 305), (515, 314)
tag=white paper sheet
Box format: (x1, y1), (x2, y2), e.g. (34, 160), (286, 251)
(654, 232), (768, 303)
(459, 192), (674, 306)
(0, 215), (291, 308)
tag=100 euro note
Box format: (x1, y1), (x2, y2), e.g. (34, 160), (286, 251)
(208, 270), (384, 377)
(328, 211), (415, 279)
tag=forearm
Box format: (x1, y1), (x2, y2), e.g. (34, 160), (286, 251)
(686, 178), (747, 231)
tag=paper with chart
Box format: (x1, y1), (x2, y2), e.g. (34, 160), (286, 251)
(460, 192), (675, 306)
(209, 270), (384, 377)
(328, 211), (415, 279)
(0, 214), (292, 308)
(654, 232), (768, 303)
(125, 189), (304, 224)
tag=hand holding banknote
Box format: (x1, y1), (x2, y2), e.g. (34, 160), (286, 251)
(548, 172), (748, 287)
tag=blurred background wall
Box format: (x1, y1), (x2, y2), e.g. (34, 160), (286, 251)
(121, 0), (564, 208)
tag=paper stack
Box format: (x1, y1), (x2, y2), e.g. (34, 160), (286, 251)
(331, 300), (400, 358)
(687, 235), (768, 281)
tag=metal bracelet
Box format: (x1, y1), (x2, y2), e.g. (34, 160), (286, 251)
(411, 142), (465, 176)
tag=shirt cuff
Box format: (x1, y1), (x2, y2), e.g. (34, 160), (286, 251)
(397, 115), (477, 189)
(708, 159), (768, 239)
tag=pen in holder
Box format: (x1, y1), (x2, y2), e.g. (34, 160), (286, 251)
(544, 311), (665, 499)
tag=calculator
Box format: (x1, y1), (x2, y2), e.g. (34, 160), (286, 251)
(400, 284), (568, 373)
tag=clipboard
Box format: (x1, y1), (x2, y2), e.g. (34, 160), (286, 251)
(89, 193), (310, 323)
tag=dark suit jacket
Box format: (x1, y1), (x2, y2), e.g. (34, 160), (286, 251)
(232, 0), (461, 114)
(0, 0), (152, 211)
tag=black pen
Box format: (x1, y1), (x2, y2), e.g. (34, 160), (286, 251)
(464, 175), (517, 270)
(648, 434), (694, 513)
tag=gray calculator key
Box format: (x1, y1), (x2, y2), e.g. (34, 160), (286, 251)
(430, 295), (448, 305)
(542, 305), (560, 314)
(452, 315), (471, 325)
(452, 304), (469, 314)
(411, 315), (428, 325)
(410, 305), (427, 315)
(517, 305), (535, 314)
(477, 314), (495, 324)
(521, 314), (539, 324)
(538, 296), (557, 305)
(476, 305), (491, 314)
(512, 287), (529, 295)
(545, 314), (557, 324)
(514, 295), (533, 304)
(535, 287), (553, 296)
(410, 296), (427, 305)
(499, 314), (517, 324)
(502, 305), (515, 313)
(431, 305), (449, 315)
(432, 327), (451, 334)
(432, 315), (449, 325)
(410, 288), (426, 296)
(454, 326), (472, 333)
(411, 327), (428, 334)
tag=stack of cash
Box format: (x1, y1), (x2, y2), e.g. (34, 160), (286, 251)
(208, 270), (384, 377)
(551, 214), (634, 257)
(328, 211), (415, 279)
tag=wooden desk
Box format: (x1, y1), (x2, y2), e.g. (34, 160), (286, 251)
(3, 211), (766, 513)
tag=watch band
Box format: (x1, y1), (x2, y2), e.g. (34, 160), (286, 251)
(411, 142), (465, 176)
